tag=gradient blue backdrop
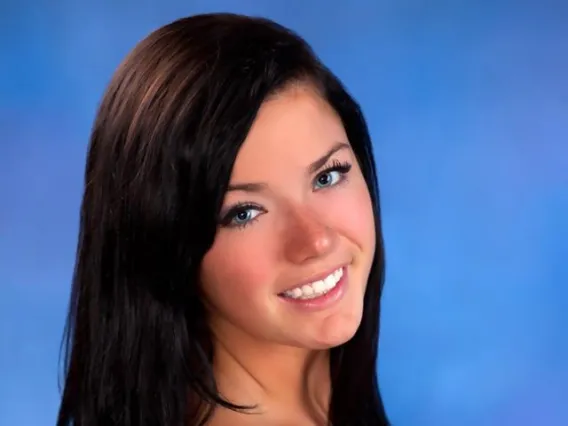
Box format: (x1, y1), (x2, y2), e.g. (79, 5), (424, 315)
(1, 1), (567, 425)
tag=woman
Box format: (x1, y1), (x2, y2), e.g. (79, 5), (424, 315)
(57, 13), (389, 426)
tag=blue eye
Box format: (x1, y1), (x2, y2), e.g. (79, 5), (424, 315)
(314, 161), (352, 190)
(314, 170), (342, 189)
(231, 208), (261, 227)
(220, 203), (265, 229)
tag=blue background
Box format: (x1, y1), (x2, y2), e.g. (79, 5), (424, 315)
(1, 1), (567, 425)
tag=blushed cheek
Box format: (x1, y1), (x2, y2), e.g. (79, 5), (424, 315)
(201, 239), (275, 309)
(335, 184), (376, 254)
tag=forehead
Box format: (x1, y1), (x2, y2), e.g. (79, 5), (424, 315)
(230, 85), (348, 180)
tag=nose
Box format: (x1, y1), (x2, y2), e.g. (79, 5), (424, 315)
(282, 205), (337, 264)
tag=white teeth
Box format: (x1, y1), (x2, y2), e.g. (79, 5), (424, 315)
(313, 280), (325, 293)
(283, 267), (343, 300)
(301, 285), (314, 296)
(289, 287), (303, 298)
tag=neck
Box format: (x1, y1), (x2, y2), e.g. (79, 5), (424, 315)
(210, 323), (331, 419)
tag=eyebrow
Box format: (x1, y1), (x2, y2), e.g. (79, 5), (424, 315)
(308, 141), (349, 174)
(227, 141), (350, 193)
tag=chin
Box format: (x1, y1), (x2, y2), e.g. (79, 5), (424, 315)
(305, 309), (364, 350)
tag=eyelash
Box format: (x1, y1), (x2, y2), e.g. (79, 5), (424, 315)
(316, 160), (352, 189)
(220, 202), (265, 230)
(221, 159), (353, 230)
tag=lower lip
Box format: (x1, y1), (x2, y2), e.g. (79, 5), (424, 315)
(278, 267), (348, 311)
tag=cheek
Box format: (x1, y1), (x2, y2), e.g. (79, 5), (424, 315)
(328, 178), (376, 253)
(200, 232), (275, 309)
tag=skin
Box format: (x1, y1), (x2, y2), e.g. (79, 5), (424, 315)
(199, 84), (376, 425)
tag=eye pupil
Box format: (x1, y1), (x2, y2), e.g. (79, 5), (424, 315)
(236, 211), (249, 221)
(318, 173), (331, 186)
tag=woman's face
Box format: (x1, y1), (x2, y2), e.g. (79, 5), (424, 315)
(200, 85), (376, 350)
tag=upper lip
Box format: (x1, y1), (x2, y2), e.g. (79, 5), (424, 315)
(277, 264), (347, 294)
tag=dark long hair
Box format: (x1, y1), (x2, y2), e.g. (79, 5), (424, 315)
(57, 13), (389, 426)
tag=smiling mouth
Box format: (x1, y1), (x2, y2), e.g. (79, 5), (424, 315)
(278, 267), (344, 300)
